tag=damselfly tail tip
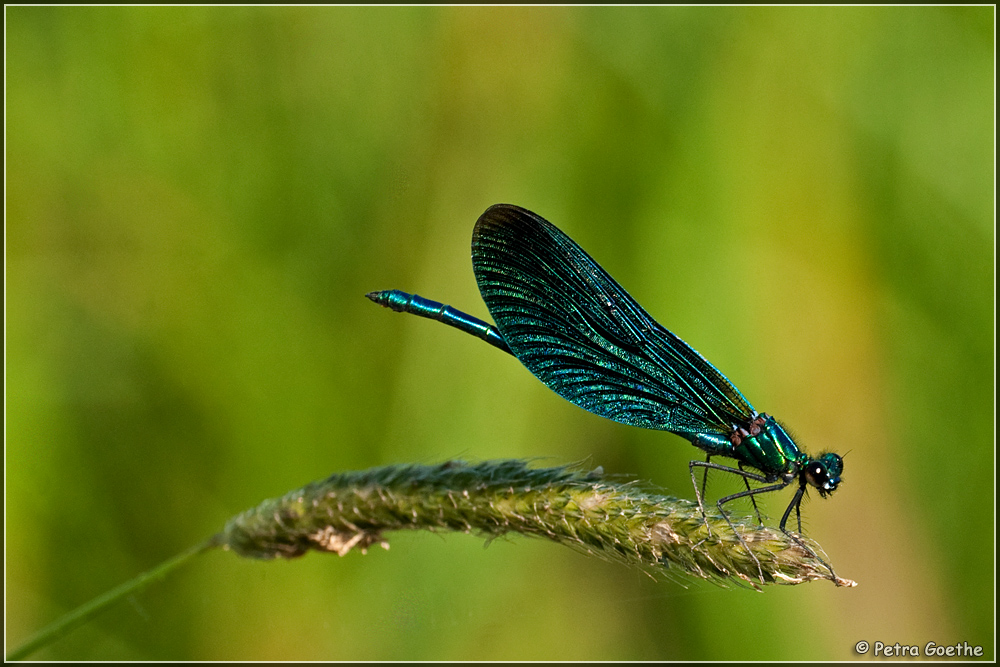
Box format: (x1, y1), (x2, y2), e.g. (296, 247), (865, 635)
(366, 290), (387, 305)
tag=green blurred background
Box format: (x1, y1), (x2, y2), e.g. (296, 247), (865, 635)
(6, 6), (993, 660)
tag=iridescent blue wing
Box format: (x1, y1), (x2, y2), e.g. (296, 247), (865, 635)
(472, 204), (756, 436)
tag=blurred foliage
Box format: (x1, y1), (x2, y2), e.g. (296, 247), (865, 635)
(6, 6), (993, 661)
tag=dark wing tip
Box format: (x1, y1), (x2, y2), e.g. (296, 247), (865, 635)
(481, 203), (523, 216)
(476, 203), (522, 228)
(474, 204), (550, 243)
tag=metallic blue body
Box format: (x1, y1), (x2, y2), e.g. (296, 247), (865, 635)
(367, 289), (511, 354)
(690, 415), (801, 480)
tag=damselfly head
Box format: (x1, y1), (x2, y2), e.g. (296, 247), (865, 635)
(804, 452), (843, 498)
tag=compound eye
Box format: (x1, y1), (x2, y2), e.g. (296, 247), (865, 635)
(809, 453), (843, 495)
(805, 462), (829, 489)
